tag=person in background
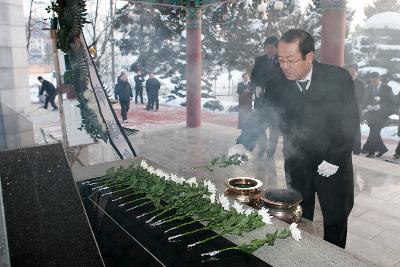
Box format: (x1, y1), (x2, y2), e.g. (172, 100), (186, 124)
(237, 73), (254, 129)
(145, 72), (161, 111)
(114, 73), (133, 123)
(393, 93), (400, 159)
(250, 36), (281, 159)
(361, 72), (396, 158)
(38, 76), (58, 111)
(346, 64), (366, 155)
(134, 70), (145, 104)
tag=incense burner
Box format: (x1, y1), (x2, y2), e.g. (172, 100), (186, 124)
(224, 177), (263, 204)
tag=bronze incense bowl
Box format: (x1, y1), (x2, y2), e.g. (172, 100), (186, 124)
(258, 189), (303, 224)
(224, 177), (263, 204)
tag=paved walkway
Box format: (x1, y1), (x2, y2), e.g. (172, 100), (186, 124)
(29, 101), (400, 266)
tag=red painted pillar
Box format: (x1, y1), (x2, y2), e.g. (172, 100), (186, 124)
(186, 8), (202, 128)
(320, 0), (346, 67)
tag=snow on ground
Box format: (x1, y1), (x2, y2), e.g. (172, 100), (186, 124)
(365, 12), (400, 30)
(361, 123), (399, 141)
(359, 66), (388, 75)
(388, 80), (400, 96)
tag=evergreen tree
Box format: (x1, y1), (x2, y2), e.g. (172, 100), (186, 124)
(364, 0), (400, 19)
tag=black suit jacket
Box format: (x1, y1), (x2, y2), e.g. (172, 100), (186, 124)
(39, 80), (56, 95)
(239, 61), (359, 221)
(354, 78), (366, 113)
(237, 81), (254, 94)
(250, 55), (280, 89)
(364, 83), (395, 118)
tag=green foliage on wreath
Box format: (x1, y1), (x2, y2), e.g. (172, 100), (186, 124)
(48, 0), (108, 142)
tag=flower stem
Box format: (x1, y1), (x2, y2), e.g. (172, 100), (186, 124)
(112, 192), (141, 202)
(168, 227), (209, 241)
(126, 200), (153, 211)
(187, 233), (221, 248)
(118, 196), (148, 207)
(146, 207), (173, 224)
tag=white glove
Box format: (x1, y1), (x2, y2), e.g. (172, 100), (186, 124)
(374, 96), (380, 102)
(228, 144), (253, 160)
(317, 160), (339, 177)
(367, 105), (374, 111)
(255, 86), (262, 98)
(374, 104), (380, 111)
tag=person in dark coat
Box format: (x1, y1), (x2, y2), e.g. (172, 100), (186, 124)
(145, 72), (161, 111)
(394, 93), (400, 159)
(38, 76), (58, 111)
(114, 73), (133, 123)
(134, 70), (145, 104)
(346, 64), (366, 155)
(238, 29), (359, 248)
(361, 72), (396, 157)
(250, 36), (281, 159)
(237, 73), (254, 129)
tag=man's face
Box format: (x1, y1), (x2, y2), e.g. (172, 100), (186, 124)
(243, 74), (249, 82)
(38, 79), (44, 84)
(347, 67), (358, 80)
(120, 75), (127, 81)
(277, 41), (314, 81)
(265, 44), (277, 58)
(369, 77), (380, 88)
(149, 73), (154, 78)
(137, 71), (142, 75)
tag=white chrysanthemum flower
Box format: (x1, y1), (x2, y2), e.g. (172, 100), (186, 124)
(244, 209), (253, 216)
(163, 172), (171, 181)
(209, 193), (216, 204)
(140, 160), (148, 168)
(155, 169), (164, 177)
(257, 207), (273, 224)
(233, 201), (245, 214)
(170, 174), (179, 183)
(186, 177), (198, 186)
(147, 166), (156, 174)
(176, 176), (186, 185)
(218, 194), (230, 211)
(289, 223), (302, 241)
(204, 180), (217, 195)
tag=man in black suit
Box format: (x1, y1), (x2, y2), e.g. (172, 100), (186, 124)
(239, 29), (358, 248)
(38, 76), (58, 111)
(250, 36), (281, 159)
(134, 70), (145, 104)
(237, 73), (254, 129)
(346, 64), (366, 155)
(362, 72), (396, 157)
(145, 72), (161, 111)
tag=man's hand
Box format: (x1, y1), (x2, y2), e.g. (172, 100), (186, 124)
(374, 96), (380, 103)
(317, 160), (339, 177)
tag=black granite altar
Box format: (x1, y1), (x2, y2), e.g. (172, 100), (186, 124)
(0, 143), (103, 266)
(79, 180), (273, 267)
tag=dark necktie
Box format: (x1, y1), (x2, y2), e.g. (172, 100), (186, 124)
(297, 80), (308, 92)
(374, 87), (378, 96)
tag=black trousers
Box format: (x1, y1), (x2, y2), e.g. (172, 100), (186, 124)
(44, 93), (57, 109)
(146, 92), (159, 110)
(362, 123), (387, 154)
(285, 155), (351, 249)
(258, 127), (279, 158)
(120, 100), (130, 121)
(135, 87), (143, 104)
(395, 141), (400, 156)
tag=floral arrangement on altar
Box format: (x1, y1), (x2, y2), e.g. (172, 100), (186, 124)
(86, 160), (301, 258)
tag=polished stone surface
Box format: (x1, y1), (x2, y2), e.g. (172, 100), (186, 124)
(73, 141), (375, 266)
(0, 143), (103, 266)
